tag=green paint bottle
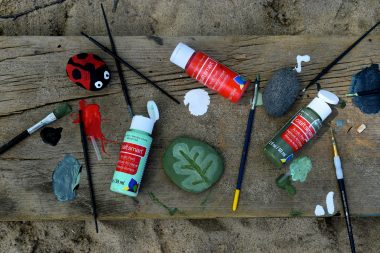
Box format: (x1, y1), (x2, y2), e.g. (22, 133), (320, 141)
(264, 90), (339, 168)
(110, 101), (159, 197)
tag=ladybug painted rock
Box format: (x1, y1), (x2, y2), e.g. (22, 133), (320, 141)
(66, 53), (111, 91)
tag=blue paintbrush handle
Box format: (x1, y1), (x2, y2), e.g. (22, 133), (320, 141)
(236, 108), (255, 190)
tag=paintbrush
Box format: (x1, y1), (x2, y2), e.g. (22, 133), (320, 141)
(232, 74), (260, 211)
(303, 21), (380, 92)
(330, 128), (356, 253)
(345, 89), (380, 97)
(80, 32), (180, 104)
(0, 103), (72, 155)
(79, 110), (99, 233)
(100, 3), (134, 118)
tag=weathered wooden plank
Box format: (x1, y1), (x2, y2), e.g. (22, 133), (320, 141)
(0, 36), (379, 220)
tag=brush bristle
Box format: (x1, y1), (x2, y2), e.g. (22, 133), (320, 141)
(53, 103), (72, 119)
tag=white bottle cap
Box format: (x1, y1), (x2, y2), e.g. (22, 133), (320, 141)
(130, 101), (159, 135)
(317, 89), (340, 105)
(130, 116), (156, 135)
(307, 90), (339, 121)
(170, 42), (195, 69)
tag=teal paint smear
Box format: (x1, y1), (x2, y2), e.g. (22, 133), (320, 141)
(52, 154), (82, 201)
(290, 156), (312, 182)
(335, 119), (345, 128)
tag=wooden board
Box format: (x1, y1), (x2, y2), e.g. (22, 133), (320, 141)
(0, 36), (379, 220)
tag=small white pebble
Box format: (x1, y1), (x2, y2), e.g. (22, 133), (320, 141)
(357, 124), (366, 133)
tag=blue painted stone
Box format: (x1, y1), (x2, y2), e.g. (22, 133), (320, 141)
(52, 154), (82, 201)
(350, 64), (380, 114)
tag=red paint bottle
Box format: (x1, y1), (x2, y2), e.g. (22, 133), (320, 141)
(170, 43), (250, 103)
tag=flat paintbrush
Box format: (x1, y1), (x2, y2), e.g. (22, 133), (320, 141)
(0, 103), (72, 155)
(100, 3), (134, 118)
(79, 110), (99, 233)
(303, 21), (380, 92)
(80, 32), (180, 104)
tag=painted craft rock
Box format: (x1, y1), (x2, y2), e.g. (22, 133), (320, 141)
(163, 137), (224, 193)
(263, 67), (300, 117)
(66, 53), (111, 91)
(52, 154), (82, 201)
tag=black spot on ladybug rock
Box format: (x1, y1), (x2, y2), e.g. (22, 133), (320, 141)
(77, 53), (88, 59)
(93, 54), (102, 61)
(72, 69), (81, 79)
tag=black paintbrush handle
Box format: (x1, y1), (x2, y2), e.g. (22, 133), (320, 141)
(79, 110), (99, 233)
(304, 21), (379, 91)
(101, 4), (134, 118)
(0, 130), (30, 155)
(357, 89), (380, 96)
(338, 179), (356, 253)
(80, 32), (180, 104)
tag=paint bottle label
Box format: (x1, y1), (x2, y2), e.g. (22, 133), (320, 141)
(186, 51), (249, 102)
(281, 112), (322, 152)
(170, 43), (250, 103)
(110, 130), (152, 197)
(264, 108), (322, 168)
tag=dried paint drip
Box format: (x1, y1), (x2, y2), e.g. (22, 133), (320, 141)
(40, 127), (63, 146)
(73, 100), (108, 153)
(184, 89), (211, 116)
(350, 64), (380, 114)
(52, 154), (82, 201)
(294, 55), (311, 73)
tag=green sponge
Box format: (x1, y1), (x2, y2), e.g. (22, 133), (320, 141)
(53, 103), (72, 119)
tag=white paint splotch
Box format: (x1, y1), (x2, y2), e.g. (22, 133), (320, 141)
(314, 205), (325, 216)
(314, 191), (335, 216)
(326, 191), (335, 215)
(294, 55), (311, 73)
(184, 89), (210, 116)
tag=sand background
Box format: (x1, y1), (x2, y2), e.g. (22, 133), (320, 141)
(0, 0), (380, 252)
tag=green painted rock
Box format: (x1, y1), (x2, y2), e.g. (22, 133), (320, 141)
(163, 137), (224, 193)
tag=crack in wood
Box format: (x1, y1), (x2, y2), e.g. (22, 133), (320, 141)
(0, 0), (67, 21)
(0, 91), (120, 118)
(0, 51), (62, 63)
